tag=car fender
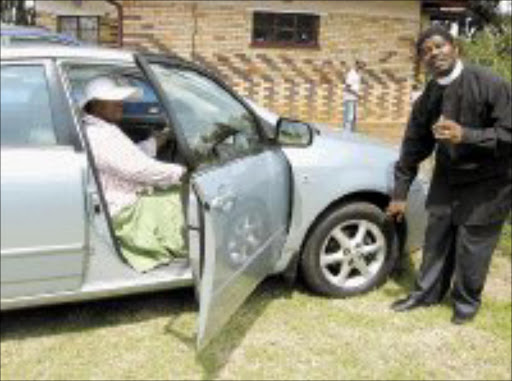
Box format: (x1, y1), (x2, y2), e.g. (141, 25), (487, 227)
(274, 157), (392, 274)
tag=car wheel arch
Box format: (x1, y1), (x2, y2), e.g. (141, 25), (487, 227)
(299, 192), (405, 296)
(288, 190), (407, 290)
(299, 190), (392, 254)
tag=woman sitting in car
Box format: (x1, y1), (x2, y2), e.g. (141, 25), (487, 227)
(80, 75), (187, 272)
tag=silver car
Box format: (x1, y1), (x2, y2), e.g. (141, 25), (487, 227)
(0, 46), (428, 350)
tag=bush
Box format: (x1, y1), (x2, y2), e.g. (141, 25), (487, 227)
(459, 19), (512, 82)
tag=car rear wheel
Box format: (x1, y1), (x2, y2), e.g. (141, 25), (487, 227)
(300, 202), (398, 297)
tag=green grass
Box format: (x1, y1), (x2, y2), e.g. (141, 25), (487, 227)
(497, 220), (511, 257)
(1, 230), (510, 380)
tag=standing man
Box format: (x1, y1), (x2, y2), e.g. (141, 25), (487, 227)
(342, 59), (365, 131)
(386, 26), (511, 324)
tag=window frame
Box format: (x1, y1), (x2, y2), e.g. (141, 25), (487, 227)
(57, 15), (100, 44)
(56, 58), (146, 151)
(0, 59), (75, 148)
(251, 11), (320, 49)
(56, 59), (136, 259)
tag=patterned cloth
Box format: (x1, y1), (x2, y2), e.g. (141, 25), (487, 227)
(83, 114), (185, 216)
(113, 188), (186, 272)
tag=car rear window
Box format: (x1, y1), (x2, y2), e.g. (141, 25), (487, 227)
(0, 65), (57, 146)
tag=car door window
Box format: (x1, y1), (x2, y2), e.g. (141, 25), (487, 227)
(0, 65), (57, 146)
(148, 64), (263, 164)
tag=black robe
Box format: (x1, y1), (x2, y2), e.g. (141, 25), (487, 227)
(394, 63), (511, 225)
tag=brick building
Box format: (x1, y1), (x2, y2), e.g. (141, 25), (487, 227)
(34, 0), (466, 142)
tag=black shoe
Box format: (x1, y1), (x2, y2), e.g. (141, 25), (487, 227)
(451, 312), (475, 325)
(391, 295), (425, 312)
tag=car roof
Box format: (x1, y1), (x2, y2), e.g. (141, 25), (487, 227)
(1, 23), (41, 30)
(1, 24), (45, 33)
(0, 46), (206, 76)
(1, 24), (80, 43)
(0, 46), (135, 62)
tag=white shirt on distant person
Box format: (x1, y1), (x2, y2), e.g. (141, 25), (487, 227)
(343, 68), (361, 102)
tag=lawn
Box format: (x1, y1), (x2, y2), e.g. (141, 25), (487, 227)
(1, 224), (510, 380)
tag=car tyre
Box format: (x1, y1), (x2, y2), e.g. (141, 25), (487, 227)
(301, 202), (398, 297)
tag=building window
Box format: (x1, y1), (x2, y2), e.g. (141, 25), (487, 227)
(252, 12), (320, 48)
(58, 16), (99, 44)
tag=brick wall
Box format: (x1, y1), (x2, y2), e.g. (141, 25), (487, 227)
(36, 10), (57, 31)
(122, 1), (195, 54)
(100, 15), (119, 47)
(35, 0), (421, 144)
(121, 1), (421, 143)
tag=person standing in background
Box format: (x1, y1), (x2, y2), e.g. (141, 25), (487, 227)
(342, 59), (365, 131)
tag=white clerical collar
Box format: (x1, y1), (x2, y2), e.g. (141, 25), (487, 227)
(436, 60), (464, 85)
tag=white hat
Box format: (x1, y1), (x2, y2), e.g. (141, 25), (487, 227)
(80, 76), (141, 108)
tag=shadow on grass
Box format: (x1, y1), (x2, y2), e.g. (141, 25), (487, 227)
(0, 286), (197, 343)
(0, 276), (299, 381)
(161, 276), (298, 381)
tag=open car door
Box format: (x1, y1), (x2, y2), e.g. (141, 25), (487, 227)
(136, 54), (291, 350)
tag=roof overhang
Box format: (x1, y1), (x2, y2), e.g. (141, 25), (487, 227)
(422, 0), (470, 19)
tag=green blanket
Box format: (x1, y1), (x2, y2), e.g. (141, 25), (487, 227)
(112, 188), (186, 272)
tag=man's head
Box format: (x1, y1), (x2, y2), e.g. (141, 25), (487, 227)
(81, 76), (140, 124)
(416, 25), (459, 79)
(355, 59), (366, 71)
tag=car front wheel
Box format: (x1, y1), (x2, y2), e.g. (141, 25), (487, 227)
(300, 202), (398, 297)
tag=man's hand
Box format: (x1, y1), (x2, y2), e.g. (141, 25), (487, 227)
(432, 117), (463, 144)
(386, 200), (407, 222)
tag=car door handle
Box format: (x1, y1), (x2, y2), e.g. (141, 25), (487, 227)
(210, 192), (237, 212)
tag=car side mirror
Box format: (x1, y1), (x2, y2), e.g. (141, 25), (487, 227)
(275, 118), (313, 147)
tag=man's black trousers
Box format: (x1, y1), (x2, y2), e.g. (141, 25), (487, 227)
(410, 213), (505, 317)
